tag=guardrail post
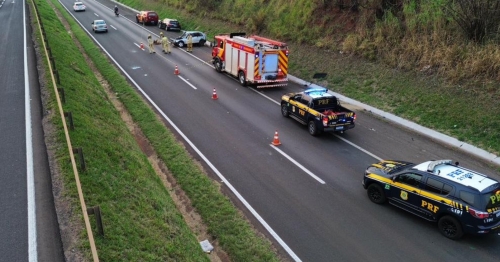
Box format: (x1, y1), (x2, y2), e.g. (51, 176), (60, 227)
(49, 56), (55, 69)
(53, 69), (60, 84)
(87, 206), (104, 237)
(63, 111), (73, 129)
(72, 147), (86, 171)
(58, 88), (66, 104)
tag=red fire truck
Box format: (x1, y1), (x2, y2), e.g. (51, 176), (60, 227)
(211, 33), (289, 88)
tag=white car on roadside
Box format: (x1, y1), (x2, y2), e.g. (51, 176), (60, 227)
(171, 31), (207, 48)
(73, 2), (86, 12)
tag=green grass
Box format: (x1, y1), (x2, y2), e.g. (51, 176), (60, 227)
(33, 0), (279, 261)
(32, 0), (500, 259)
(115, 0), (500, 159)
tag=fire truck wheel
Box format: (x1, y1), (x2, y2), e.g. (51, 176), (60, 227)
(238, 71), (247, 86)
(214, 58), (223, 73)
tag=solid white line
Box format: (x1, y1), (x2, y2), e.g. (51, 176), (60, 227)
(24, 0), (37, 260)
(270, 145), (326, 184)
(250, 88), (281, 105)
(178, 76), (197, 89)
(67, 10), (301, 260)
(334, 135), (383, 161)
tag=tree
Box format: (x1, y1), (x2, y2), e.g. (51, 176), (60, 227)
(445, 0), (500, 43)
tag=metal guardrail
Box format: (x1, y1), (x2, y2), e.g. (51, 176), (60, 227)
(29, 1), (100, 261)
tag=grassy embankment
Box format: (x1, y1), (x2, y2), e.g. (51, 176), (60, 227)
(121, 0), (500, 161)
(33, 0), (279, 260)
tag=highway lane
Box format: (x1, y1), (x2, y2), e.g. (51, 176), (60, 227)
(59, 1), (500, 261)
(0, 1), (29, 260)
(1, 1), (64, 261)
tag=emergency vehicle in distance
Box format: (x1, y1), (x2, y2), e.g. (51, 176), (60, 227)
(211, 33), (289, 88)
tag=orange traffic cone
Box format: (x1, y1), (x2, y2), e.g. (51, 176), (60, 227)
(212, 88), (218, 100)
(271, 130), (281, 146)
(174, 65), (180, 75)
(140, 42), (144, 50)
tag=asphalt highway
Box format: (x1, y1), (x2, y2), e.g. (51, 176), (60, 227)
(55, 0), (500, 261)
(0, 1), (64, 261)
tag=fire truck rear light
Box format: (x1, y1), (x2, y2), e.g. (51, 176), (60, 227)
(469, 208), (489, 219)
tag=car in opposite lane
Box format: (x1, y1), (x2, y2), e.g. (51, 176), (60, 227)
(73, 1), (86, 12)
(171, 31), (207, 48)
(91, 20), (108, 33)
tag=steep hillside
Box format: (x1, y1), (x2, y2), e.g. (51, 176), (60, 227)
(120, 0), (500, 157)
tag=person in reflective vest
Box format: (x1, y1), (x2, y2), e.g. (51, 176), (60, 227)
(160, 32), (171, 54)
(187, 34), (193, 52)
(147, 35), (155, 54)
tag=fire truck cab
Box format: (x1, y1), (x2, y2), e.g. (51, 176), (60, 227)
(212, 33), (289, 88)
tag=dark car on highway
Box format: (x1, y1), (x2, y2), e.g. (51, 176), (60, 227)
(158, 18), (181, 31)
(363, 159), (500, 239)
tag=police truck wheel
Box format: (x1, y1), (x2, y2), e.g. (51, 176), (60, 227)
(281, 104), (289, 117)
(308, 121), (320, 136)
(438, 216), (463, 240)
(238, 71), (247, 86)
(367, 184), (386, 204)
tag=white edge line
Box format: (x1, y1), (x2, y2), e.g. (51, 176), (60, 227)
(61, 2), (301, 261)
(288, 75), (500, 166)
(270, 145), (326, 184)
(334, 135), (383, 161)
(178, 76), (197, 89)
(25, 0), (37, 260)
